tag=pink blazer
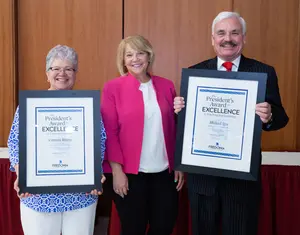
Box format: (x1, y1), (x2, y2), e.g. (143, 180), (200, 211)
(101, 73), (177, 174)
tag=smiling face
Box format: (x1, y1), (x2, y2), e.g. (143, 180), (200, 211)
(46, 58), (76, 90)
(124, 44), (149, 79)
(212, 16), (246, 61)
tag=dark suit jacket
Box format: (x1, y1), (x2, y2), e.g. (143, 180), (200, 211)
(187, 55), (289, 198)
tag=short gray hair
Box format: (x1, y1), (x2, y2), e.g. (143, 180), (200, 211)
(212, 11), (246, 35)
(46, 45), (78, 71)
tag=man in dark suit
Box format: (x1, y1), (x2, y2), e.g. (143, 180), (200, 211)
(174, 11), (289, 235)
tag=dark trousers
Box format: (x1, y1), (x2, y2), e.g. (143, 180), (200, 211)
(113, 170), (179, 235)
(95, 174), (114, 219)
(188, 180), (261, 235)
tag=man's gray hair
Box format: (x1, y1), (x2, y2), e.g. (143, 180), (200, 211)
(46, 45), (78, 71)
(212, 11), (246, 35)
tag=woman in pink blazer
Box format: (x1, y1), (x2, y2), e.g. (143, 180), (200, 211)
(101, 35), (184, 235)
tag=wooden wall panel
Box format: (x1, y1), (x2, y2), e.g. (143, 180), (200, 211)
(124, 0), (233, 91)
(18, 0), (122, 91)
(1, 0), (299, 151)
(0, 0), (16, 147)
(297, 2), (300, 150)
(234, 0), (300, 151)
(125, 0), (299, 151)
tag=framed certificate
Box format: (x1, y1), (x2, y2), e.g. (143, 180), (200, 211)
(175, 69), (267, 181)
(18, 90), (103, 194)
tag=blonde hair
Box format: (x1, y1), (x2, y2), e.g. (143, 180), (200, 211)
(116, 35), (155, 76)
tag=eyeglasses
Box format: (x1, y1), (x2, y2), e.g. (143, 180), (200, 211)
(49, 67), (76, 74)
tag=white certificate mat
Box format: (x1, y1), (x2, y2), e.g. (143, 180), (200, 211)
(26, 98), (95, 187)
(182, 76), (257, 172)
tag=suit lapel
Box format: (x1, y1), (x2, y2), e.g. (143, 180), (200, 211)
(206, 57), (218, 70)
(237, 55), (252, 72)
(202, 55), (253, 71)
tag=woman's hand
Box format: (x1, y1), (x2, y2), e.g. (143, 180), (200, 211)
(174, 171), (184, 191)
(14, 176), (32, 198)
(89, 174), (106, 195)
(13, 164), (31, 198)
(112, 169), (128, 198)
(174, 97), (185, 114)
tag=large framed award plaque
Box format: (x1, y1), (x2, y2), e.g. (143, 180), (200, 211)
(175, 69), (267, 181)
(18, 90), (102, 194)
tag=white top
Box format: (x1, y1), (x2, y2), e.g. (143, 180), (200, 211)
(138, 79), (169, 173)
(217, 56), (241, 72)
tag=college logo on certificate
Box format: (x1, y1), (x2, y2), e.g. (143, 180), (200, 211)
(175, 69), (267, 181)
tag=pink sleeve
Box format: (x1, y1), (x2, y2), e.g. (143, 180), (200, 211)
(101, 83), (124, 165)
(171, 81), (177, 99)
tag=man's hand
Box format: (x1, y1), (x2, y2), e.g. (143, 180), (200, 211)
(256, 102), (272, 123)
(174, 97), (185, 114)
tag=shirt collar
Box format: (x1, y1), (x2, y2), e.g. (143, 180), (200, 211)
(217, 56), (241, 70)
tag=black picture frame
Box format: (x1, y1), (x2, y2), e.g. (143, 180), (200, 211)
(175, 69), (267, 181)
(18, 90), (102, 194)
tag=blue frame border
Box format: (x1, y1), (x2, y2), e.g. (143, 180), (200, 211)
(191, 86), (248, 160)
(35, 107), (86, 176)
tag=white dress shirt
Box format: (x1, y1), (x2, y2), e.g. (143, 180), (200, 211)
(217, 56), (241, 72)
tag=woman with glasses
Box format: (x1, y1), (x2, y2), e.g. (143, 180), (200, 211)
(7, 45), (106, 235)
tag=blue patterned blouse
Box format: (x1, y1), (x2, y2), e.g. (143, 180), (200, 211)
(7, 106), (106, 213)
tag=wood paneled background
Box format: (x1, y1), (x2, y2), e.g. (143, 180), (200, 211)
(18, 0), (122, 91)
(0, 0), (299, 151)
(0, 0), (16, 147)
